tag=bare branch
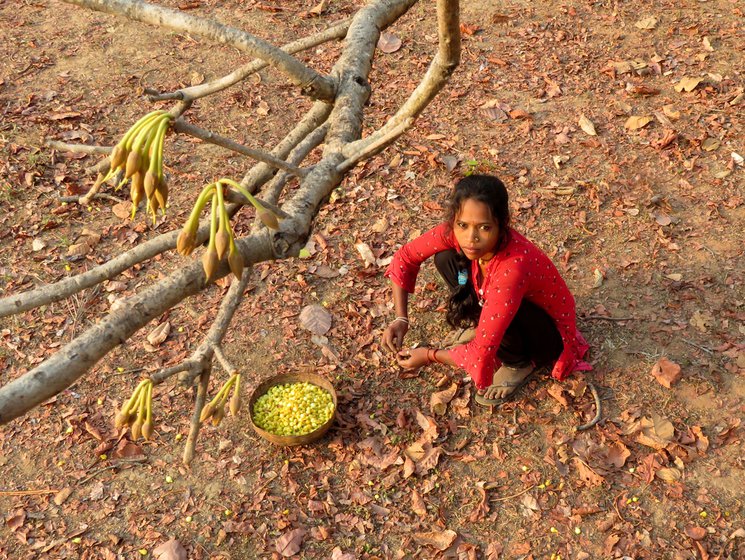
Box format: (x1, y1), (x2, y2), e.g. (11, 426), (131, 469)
(336, 117), (412, 172)
(183, 365), (210, 466)
(178, 271), (251, 386)
(46, 140), (113, 155)
(64, 0), (337, 101)
(0, 234), (271, 424)
(260, 123), (329, 208)
(172, 119), (307, 178)
(213, 347), (236, 375)
(238, 101), (332, 193)
(342, 0), (461, 157)
(150, 361), (200, 386)
(148, 19), (352, 102)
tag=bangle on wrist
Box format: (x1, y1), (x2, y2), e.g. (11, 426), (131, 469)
(392, 316), (409, 324)
(426, 347), (443, 365)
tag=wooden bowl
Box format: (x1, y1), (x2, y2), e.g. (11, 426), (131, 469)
(247, 372), (337, 446)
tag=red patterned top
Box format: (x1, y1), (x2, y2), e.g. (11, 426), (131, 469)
(385, 223), (591, 389)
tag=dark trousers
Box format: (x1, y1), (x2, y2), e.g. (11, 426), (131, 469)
(434, 249), (563, 368)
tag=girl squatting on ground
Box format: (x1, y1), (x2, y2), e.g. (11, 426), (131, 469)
(382, 174), (591, 406)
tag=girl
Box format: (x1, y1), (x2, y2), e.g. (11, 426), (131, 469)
(382, 174), (590, 406)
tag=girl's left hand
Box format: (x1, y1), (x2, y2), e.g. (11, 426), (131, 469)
(396, 347), (430, 370)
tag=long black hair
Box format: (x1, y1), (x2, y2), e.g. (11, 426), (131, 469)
(444, 175), (511, 329)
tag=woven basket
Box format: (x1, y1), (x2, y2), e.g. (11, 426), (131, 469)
(248, 372), (337, 446)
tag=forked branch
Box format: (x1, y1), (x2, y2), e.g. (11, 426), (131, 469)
(65, 0), (337, 101)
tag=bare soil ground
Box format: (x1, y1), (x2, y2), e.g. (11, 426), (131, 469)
(0, 0), (743, 559)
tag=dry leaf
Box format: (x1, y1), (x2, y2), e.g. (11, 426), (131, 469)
(579, 114), (597, 136)
(651, 357), (681, 388)
(690, 309), (716, 333)
(654, 212), (672, 226)
(411, 489), (427, 517)
(32, 238), (46, 252)
(685, 526), (706, 540)
(54, 487), (73, 506)
(634, 16), (658, 30)
(308, 0), (326, 16)
(153, 539), (188, 560)
(355, 242), (377, 268)
(592, 268), (604, 288)
(624, 116), (652, 130)
(662, 104), (680, 119)
(547, 383), (569, 406)
(430, 383), (458, 415)
(112, 202), (131, 220)
(655, 467), (682, 483)
(572, 457), (605, 487)
(330, 548), (356, 560)
(674, 76), (704, 93)
(377, 32), (402, 53)
(147, 321), (171, 347)
(275, 528), (306, 557)
(413, 529), (458, 551)
(637, 414), (674, 449)
(6, 510), (26, 532)
(299, 304), (332, 335)
(702, 137), (720, 152)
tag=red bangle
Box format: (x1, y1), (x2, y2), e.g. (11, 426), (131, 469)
(433, 349), (442, 364)
(426, 348), (435, 364)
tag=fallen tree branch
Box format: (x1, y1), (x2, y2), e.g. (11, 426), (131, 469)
(64, 0), (337, 101)
(576, 382), (602, 431)
(147, 19), (352, 102)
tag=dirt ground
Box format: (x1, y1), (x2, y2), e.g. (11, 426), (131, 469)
(0, 0), (743, 559)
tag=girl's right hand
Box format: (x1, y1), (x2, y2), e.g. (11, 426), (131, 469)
(382, 319), (408, 353)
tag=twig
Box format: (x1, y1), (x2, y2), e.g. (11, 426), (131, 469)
(183, 366), (211, 466)
(0, 489), (59, 496)
(682, 339), (713, 355)
(45, 140), (113, 155)
(150, 360), (201, 385)
(77, 457), (147, 486)
(59, 193), (124, 204)
(147, 19), (351, 102)
(213, 346), (237, 375)
(580, 315), (635, 322)
(172, 119), (307, 178)
(490, 484), (536, 503)
(613, 491), (626, 522)
(577, 382), (602, 431)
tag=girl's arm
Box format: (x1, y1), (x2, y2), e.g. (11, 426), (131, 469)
(382, 283), (409, 352)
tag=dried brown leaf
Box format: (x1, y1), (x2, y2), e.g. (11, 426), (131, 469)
(656, 466), (682, 483)
(634, 16), (658, 30)
(578, 114), (597, 136)
(674, 76), (704, 93)
(651, 357), (681, 388)
(430, 383), (458, 415)
(147, 321), (171, 347)
(413, 529), (457, 551)
(377, 32), (402, 53)
(299, 304), (332, 335)
(625, 116), (653, 130)
(411, 489), (427, 517)
(275, 528), (306, 557)
(153, 539), (188, 560)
